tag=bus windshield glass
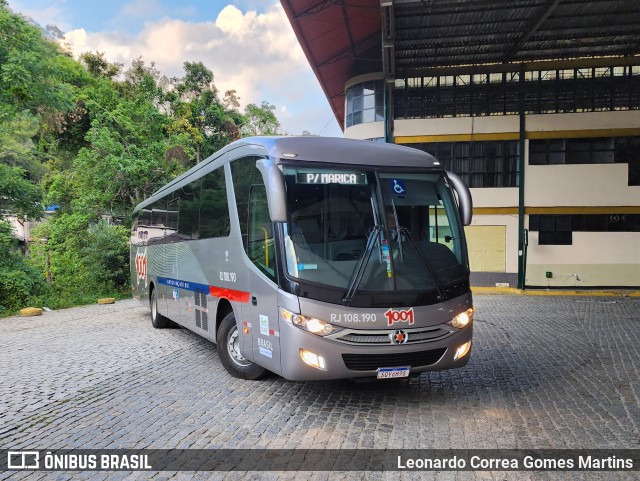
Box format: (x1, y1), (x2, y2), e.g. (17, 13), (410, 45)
(281, 165), (469, 302)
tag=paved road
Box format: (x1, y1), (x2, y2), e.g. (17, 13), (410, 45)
(1, 295), (638, 480)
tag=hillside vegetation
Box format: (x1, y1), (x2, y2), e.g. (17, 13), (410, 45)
(0, 3), (281, 314)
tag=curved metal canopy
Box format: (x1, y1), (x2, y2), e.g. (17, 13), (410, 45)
(281, 0), (640, 129)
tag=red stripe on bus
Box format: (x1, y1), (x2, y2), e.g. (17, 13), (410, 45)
(209, 286), (250, 303)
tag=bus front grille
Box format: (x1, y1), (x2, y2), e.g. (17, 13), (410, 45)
(342, 348), (447, 371)
(336, 327), (451, 345)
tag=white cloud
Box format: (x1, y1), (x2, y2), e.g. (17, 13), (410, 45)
(8, 0), (71, 31)
(62, 3), (339, 135)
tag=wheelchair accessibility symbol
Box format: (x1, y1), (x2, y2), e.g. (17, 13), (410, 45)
(391, 179), (406, 195)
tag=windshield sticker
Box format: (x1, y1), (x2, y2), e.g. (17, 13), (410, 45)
(385, 308), (415, 326)
(259, 315), (269, 336)
(296, 172), (367, 185)
(381, 241), (392, 277)
(298, 263), (318, 271)
(391, 179), (406, 195)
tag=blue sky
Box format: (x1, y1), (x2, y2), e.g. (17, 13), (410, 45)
(7, 0), (342, 137)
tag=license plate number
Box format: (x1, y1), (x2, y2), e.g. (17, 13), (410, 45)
(377, 367), (410, 379)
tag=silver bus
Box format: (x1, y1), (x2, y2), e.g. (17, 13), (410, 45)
(131, 136), (474, 381)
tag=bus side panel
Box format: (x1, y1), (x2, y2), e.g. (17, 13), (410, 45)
(168, 238), (239, 342)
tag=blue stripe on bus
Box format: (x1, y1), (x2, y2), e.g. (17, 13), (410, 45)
(157, 277), (209, 292)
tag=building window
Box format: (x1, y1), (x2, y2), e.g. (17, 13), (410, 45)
(408, 141), (519, 188)
(529, 214), (640, 245)
(529, 136), (640, 186)
(345, 80), (384, 128)
(394, 65), (640, 119)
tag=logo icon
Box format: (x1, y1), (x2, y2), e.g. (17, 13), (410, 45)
(7, 451), (39, 469)
(384, 307), (415, 326)
(391, 179), (406, 195)
(390, 330), (408, 344)
(135, 249), (147, 283)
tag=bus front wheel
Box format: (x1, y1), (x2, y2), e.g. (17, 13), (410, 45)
(150, 286), (171, 329)
(217, 312), (266, 380)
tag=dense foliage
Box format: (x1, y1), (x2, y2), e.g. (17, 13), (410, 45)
(0, 4), (282, 314)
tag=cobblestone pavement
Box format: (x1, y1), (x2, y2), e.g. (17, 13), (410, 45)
(1, 295), (639, 481)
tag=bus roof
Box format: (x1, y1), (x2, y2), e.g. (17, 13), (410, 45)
(243, 136), (438, 168)
(133, 136), (440, 213)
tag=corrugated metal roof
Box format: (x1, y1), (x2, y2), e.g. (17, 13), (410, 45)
(281, 0), (640, 129)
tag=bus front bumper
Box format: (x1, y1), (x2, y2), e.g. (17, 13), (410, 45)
(278, 320), (473, 381)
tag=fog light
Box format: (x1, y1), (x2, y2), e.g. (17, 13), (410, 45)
(300, 349), (326, 370)
(454, 341), (471, 361)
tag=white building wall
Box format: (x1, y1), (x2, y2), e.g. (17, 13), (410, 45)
(527, 232), (640, 286)
(344, 121), (384, 140)
(394, 116), (519, 137)
(526, 163), (638, 207)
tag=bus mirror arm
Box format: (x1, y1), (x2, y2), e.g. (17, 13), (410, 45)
(256, 158), (287, 222)
(445, 171), (473, 226)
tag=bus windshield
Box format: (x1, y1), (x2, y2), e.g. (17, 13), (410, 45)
(281, 165), (469, 304)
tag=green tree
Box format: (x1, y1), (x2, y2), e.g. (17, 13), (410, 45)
(168, 61), (244, 163)
(0, 163), (42, 220)
(241, 101), (281, 137)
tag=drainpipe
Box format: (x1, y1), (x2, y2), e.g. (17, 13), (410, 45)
(517, 68), (526, 290)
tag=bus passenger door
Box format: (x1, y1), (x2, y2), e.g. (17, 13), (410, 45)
(244, 185), (281, 373)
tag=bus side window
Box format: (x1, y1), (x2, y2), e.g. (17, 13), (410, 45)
(247, 184), (275, 280)
(200, 168), (230, 238)
(231, 156), (264, 250)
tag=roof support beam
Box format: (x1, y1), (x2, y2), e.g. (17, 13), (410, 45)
(294, 0), (342, 19)
(381, 0), (396, 143)
(399, 55), (640, 78)
(502, 0), (561, 62)
(317, 32), (380, 67)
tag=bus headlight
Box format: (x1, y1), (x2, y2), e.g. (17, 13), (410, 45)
(447, 307), (474, 329)
(280, 307), (340, 336)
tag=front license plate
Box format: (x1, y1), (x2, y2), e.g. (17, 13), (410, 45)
(377, 367), (410, 379)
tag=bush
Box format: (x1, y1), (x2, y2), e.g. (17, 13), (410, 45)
(29, 213), (129, 301)
(0, 220), (43, 313)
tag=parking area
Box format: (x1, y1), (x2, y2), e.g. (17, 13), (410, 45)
(1, 294), (639, 480)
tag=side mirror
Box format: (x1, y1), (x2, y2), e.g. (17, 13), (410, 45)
(256, 158), (287, 222)
(445, 171), (473, 226)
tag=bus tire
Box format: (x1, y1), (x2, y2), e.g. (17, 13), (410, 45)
(217, 311), (266, 380)
(150, 286), (170, 329)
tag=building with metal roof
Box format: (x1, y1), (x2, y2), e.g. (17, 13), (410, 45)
(282, 0), (640, 288)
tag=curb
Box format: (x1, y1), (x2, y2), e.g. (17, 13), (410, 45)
(472, 287), (640, 297)
(97, 298), (116, 305)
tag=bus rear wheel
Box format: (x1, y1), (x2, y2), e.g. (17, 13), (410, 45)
(150, 286), (171, 329)
(217, 311), (266, 380)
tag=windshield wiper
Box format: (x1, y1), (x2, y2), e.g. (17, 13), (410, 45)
(341, 225), (381, 305)
(398, 227), (448, 301)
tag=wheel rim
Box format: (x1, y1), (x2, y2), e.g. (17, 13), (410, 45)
(227, 326), (250, 367)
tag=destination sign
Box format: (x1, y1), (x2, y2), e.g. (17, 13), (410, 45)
(296, 172), (367, 185)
